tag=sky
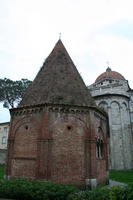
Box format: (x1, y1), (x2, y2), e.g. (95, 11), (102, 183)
(1, 0), (133, 122)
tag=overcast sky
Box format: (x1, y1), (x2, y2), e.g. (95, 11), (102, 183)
(1, 0), (133, 122)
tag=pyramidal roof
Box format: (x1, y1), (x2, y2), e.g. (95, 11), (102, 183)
(20, 39), (94, 107)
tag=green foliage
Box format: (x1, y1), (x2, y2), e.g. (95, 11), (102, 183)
(108, 185), (133, 200)
(1, 168), (133, 200)
(1, 178), (133, 200)
(109, 170), (133, 184)
(124, 183), (133, 200)
(67, 187), (110, 200)
(0, 164), (4, 180)
(0, 179), (78, 200)
(109, 186), (126, 200)
(0, 78), (31, 108)
(67, 185), (133, 200)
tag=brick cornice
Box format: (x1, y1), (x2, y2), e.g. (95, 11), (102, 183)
(10, 103), (108, 118)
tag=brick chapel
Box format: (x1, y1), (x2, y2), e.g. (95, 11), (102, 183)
(5, 40), (109, 188)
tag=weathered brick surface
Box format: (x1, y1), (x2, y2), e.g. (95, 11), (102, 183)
(5, 106), (108, 187)
(11, 159), (36, 178)
(50, 113), (86, 185)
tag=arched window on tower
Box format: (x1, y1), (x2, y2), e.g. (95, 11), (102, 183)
(98, 101), (108, 113)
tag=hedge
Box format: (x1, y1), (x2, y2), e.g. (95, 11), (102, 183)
(67, 184), (133, 200)
(0, 179), (78, 200)
(1, 179), (133, 200)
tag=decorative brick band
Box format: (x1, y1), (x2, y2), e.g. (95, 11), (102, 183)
(10, 103), (107, 118)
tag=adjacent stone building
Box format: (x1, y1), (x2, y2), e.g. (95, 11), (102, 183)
(88, 67), (133, 170)
(0, 122), (9, 164)
(5, 40), (109, 188)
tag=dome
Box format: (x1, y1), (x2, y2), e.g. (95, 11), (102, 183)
(95, 67), (125, 83)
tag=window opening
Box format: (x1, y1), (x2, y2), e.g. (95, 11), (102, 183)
(96, 126), (104, 159)
(25, 125), (28, 130)
(2, 136), (6, 144)
(67, 125), (72, 131)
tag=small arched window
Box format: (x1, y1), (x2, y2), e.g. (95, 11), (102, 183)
(96, 138), (104, 159)
(96, 127), (104, 159)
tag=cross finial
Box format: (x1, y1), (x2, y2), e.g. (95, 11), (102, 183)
(106, 61), (112, 72)
(106, 61), (110, 67)
(59, 33), (61, 40)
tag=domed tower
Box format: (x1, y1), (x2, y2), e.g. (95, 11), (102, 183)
(88, 67), (133, 170)
(95, 67), (125, 84)
(5, 40), (109, 188)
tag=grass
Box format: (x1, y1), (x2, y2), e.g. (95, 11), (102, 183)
(0, 164), (4, 179)
(110, 170), (133, 184)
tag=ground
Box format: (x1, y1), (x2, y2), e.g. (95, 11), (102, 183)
(109, 170), (133, 184)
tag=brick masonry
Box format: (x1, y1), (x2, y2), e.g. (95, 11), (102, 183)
(5, 104), (109, 187)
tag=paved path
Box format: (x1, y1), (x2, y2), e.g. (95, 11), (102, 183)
(109, 179), (127, 188)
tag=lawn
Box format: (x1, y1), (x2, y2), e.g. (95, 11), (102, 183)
(0, 164), (4, 179)
(109, 170), (133, 184)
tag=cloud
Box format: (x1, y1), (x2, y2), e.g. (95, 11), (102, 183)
(0, 0), (133, 122)
(78, 33), (133, 87)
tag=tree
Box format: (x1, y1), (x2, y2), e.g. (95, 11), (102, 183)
(0, 78), (32, 109)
